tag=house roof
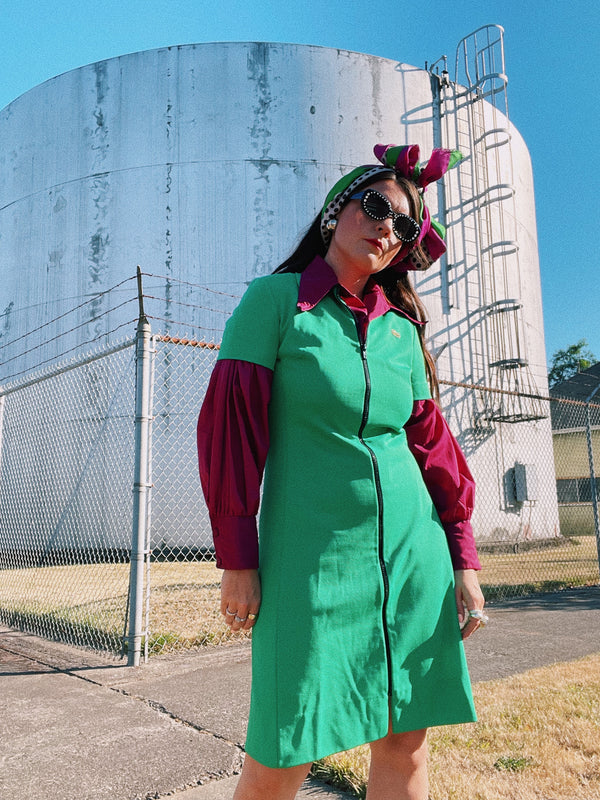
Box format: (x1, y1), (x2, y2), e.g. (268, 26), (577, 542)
(550, 362), (600, 430)
(550, 361), (600, 402)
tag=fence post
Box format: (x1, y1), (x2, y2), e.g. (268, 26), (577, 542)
(584, 403), (600, 574)
(126, 268), (154, 666)
(0, 395), (5, 478)
(0, 396), (5, 520)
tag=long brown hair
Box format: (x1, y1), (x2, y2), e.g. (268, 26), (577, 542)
(378, 176), (440, 402)
(274, 173), (440, 400)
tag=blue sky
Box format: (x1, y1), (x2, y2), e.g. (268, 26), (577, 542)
(1, 0), (598, 368)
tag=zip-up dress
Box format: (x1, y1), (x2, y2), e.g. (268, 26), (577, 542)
(198, 260), (477, 768)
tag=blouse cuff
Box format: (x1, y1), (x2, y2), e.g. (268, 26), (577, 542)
(211, 515), (259, 570)
(444, 521), (482, 571)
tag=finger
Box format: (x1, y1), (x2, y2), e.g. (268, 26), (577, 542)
(240, 609), (260, 631)
(222, 602), (256, 630)
(230, 606), (261, 632)
(221, 588), (234, 618)
(461, 606), (489, 640)
(221, 592), (240, 621)
(224, 611), (237, 628)
(461, 618), (480, 640)
(227, 603), (249, 631)
(454, 587), (467, 625)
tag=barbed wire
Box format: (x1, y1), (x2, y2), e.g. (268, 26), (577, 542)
(141, 271), (243, 299)
(154, 334), (220, 350)
(142, 294), (232, 316)
(439, 378), (600, 408)
(0, 276), (138, 351)
(0, 268), (586, 383)
(145, 314), (225, 335)
(1, 299), (138, 368)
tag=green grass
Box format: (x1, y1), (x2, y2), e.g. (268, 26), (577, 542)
(493, 755), (534, 773)
(0, 605), (124, 652)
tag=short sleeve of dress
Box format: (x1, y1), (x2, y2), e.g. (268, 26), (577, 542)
(410, 325), (431, 402)
(218, 276), (282, 369)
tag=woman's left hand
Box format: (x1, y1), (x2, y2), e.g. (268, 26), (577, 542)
(454, 569), (486, 640)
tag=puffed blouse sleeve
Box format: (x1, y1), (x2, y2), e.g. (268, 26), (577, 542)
(404, 398), (482, 571)
(197, 276), (283, 570)
(197, 359), (273, 570)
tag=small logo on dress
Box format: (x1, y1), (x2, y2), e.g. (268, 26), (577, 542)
(391, 329), (401, 338)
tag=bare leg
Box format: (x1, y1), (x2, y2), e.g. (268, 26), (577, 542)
(366, 728), (428, 800)
(233, 753), (312, 800)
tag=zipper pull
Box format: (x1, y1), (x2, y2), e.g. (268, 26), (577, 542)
(360, 320), (368, 352)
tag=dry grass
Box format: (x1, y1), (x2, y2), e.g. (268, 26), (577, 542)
(144, 562), (248, 650)
(0, 538), (597, 652)
(0, 562), (130, 650)
(315, 653), (600, 799)
(480, 536), (599, 599)
(3, 552), (600, 798)
(0, 560), (246, 652)
(0, 563), (130, 606)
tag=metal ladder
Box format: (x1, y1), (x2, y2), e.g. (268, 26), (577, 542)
(433, 25), (546, 423)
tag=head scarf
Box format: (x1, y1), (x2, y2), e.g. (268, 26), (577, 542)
(320, 144), (463, 270)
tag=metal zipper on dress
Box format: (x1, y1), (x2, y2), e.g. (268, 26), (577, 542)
(349, 309), (394, 697)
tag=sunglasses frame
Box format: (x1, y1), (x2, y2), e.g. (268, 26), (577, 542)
(350, 189), (421, 244)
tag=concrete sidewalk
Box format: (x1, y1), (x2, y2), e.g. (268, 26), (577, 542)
(1, 586), (599, 800)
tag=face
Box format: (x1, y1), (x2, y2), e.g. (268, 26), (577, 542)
(324, 178), (411, 295)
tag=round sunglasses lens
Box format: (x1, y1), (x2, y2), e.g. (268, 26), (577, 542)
(394, 215), (419, 243)
(362, 192), (390, 220)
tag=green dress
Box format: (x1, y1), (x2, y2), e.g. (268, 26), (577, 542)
(218, 272), (476, 768)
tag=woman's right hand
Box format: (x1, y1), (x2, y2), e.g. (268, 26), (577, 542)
(220, 569), (261, 632)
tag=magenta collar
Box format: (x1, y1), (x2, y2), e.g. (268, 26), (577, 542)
(296, 256), (425, 326)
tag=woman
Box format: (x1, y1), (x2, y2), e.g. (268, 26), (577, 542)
(197, 144), (486, 800)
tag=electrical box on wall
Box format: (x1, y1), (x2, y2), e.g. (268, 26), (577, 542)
(514, 463), (538, 502)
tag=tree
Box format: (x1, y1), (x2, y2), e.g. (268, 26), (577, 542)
(548, 339), (597, 387)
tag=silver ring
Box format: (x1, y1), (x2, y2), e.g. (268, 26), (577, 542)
(235, 615), (247, 623)
(469, 609), (489, 626)
(225, 608), (236, 616)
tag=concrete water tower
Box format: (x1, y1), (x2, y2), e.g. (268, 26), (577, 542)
(0, 27), (559, 548)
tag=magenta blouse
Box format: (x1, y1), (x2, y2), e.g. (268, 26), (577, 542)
(198, 258), (481, 572)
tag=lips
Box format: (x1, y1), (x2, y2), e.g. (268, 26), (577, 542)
(366, 239), (384, 253)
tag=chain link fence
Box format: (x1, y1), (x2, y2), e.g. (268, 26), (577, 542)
(1, 321), (599, 660)
(462, 387), (600, 600)
(145, 335), (228, 655)
(0, 341), (136, 654)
